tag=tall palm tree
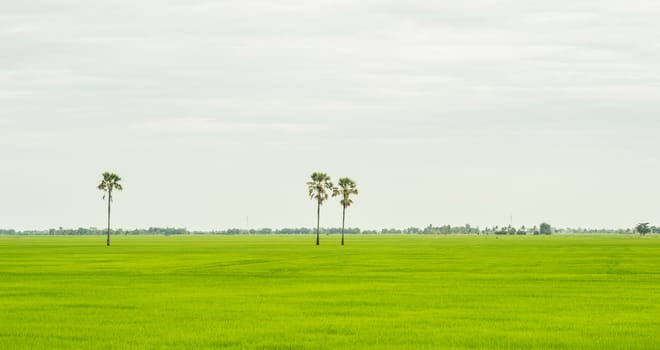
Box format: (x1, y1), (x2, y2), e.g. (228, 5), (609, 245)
(98, 172), (123, 246)
(333, 177), (358, 246)
(307, 172), (333, 246)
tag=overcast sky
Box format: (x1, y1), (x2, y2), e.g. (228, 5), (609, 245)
(1, 0), (659, 231)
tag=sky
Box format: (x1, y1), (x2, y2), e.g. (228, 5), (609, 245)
(1, 0), (659, 231)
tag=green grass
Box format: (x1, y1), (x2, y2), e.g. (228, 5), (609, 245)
(1, 234), (659, 349)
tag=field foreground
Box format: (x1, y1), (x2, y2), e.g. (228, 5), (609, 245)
(1, 235), (659, 349)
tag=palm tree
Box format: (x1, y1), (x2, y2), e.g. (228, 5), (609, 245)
(98, 172), (123, 246)
(333, 177), (358, 246)
(307, 172), (333, 246)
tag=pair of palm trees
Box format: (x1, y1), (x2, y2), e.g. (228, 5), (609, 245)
(307, 172), (358, 246)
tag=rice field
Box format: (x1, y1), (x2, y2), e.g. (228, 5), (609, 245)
(1, 234), (659, 349)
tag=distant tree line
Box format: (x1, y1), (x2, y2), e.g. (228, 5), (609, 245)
(223, 227), (362, 235)
(0, 227), (190, 236)
(2, 224), (657, 236)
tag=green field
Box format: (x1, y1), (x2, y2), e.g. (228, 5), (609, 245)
(1, 235), (659, 349)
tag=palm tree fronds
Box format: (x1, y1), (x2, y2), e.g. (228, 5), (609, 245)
(335, 177), (358, 208)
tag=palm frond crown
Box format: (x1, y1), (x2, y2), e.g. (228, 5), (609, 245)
(307, 172), (333, 204)
(98, 172), (123, 200)
(333, 177), (358, 208)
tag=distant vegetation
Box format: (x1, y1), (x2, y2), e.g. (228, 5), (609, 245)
(1, 224), (657, 236)
(635, 222), (651, 236)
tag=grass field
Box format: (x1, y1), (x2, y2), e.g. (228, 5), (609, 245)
(1, 234), (659, 349)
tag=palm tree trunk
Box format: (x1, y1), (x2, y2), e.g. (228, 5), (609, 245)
(341, 206), (346, 246)
(106, 192), (111, 246)
(316, 200), (320, 246)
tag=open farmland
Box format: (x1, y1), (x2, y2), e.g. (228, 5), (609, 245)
(1, 235), (659, 349)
